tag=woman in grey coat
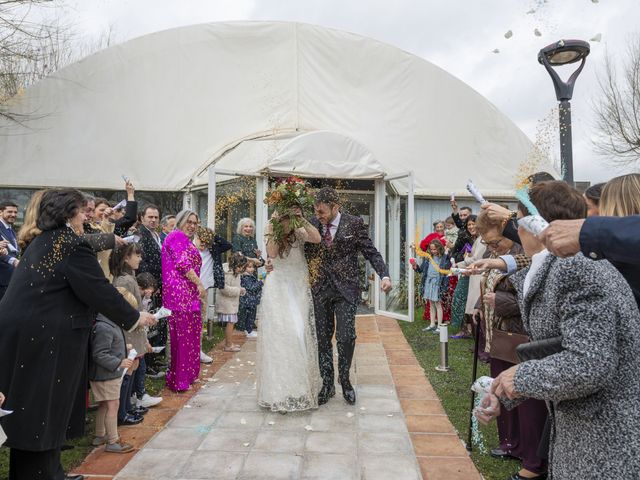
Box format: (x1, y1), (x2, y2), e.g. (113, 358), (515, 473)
(477, 181), (640, 480)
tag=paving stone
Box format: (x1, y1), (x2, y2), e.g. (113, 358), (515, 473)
(198, 428), (258, 452)
(308, 410), (357, 432)
(400, 398), (445, 415)
(301, 453), (358, 480)
(238, 452), (302, 480)
(410, 433), (468, 457)
(179, 451), (245, 479)
(145, 427), (207, 450)
(305, 431), (357, 454)
(357, 396), (402, 413)
(360, 454), (421, 480)
(215, 411), (265, 429)
(253, 430), (306, 453)
(356, 384), (398, 399)
(358, 432), (413, 455)
(417, 456), (483, 480)
(116, 449), (192, 478)
(168, 407), (222, 428)
(405, 414), (455, 434)
(262, 411), (311, 430)
(358, 413), (408, 433)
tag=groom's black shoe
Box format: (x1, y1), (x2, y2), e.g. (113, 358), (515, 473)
(318, 382), (336, 405)
(340, 380), (356, 405)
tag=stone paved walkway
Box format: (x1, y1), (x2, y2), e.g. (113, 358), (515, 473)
(73, 315), (481, 480)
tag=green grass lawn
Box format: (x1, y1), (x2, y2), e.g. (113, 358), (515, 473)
(399, 307), (520, 480)
(0, 322), (226, 478)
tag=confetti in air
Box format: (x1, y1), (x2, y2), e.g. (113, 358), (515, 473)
(590, 33), (602, 42)
(534, 28), (542, 37)
(504, 30), (513, 39)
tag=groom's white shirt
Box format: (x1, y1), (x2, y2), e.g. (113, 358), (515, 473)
(328, 212), (341, 239)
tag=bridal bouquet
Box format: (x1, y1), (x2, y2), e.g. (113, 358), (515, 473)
(264, 176), (315, 244)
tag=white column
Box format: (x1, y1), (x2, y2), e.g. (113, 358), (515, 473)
(207, 167), (217, 229)
(374, 178), (386, 312)
(182, 191), (192, 211)
(255, 176), (269, 254)
(407, 172), (415, 322)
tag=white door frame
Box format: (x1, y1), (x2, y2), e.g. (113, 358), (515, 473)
(207, 167), (269, 253)
(374, 172), (415, 322)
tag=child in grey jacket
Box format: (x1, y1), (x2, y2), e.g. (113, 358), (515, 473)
(89, 313), (134, 453)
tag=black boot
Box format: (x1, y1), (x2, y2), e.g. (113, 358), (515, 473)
(318, 382), (336, 405)
(337, 339), (356, 404)
(317, 342), (335, 405)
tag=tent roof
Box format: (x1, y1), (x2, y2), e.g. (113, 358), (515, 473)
(195, 130), (385, 185)
(0, 21), (545, 197)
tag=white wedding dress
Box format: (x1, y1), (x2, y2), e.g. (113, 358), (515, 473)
(256, 229), (322, 412)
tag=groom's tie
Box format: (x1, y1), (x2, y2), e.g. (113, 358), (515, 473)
(322, 223), (333, 247)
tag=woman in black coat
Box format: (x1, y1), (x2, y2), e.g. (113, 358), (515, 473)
(0, 189), (156, 480)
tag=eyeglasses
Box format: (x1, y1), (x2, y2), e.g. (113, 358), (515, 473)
(480, 238), (503, 248)
(185, 220), (199, 226)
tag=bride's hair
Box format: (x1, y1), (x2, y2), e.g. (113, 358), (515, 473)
(272, 208), (302, 258)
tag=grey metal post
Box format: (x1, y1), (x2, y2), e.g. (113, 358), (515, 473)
(559, 99), (574, 186)
(435, 325), (450, 372)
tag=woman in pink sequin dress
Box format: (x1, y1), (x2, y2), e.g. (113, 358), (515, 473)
(162, 210), (205, 392)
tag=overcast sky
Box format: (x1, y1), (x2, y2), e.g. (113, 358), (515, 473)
(55, 0), (639, 183)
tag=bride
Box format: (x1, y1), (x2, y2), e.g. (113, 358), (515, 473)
(257, 206), (323, 412)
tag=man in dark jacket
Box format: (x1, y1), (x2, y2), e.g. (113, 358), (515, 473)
(306, 187), (392, 406)
(0, 200), (20, 301)
(540, 216), (640, 305)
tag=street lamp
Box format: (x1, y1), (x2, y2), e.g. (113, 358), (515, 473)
(538, 39), (590, 186)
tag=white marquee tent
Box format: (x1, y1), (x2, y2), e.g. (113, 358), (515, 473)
(1, 21), (538, 198)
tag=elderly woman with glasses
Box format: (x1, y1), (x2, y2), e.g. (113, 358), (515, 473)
(162, 209), (205, 392)
(232, 217), (265, 269)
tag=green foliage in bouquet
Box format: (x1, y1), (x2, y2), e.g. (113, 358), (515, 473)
(264, 176), (315, 246)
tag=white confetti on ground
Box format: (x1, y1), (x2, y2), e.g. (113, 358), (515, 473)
(240, 418), (247, 425)
(346, 412), (354, 418)
(304, 425), (313, 431)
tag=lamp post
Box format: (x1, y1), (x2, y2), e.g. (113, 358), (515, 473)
(538, 39), (590, 186)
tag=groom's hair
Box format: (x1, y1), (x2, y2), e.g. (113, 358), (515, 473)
(314, 187), (340, 206)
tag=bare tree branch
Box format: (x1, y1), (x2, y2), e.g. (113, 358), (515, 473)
(592, 36), (640, 168)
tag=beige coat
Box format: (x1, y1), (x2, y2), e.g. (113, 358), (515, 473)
(458, 237), (487, 314)
(216, 271), (242, 314)
(95, 221), (115, 280)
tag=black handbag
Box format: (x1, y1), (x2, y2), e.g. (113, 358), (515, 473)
(515, 335), (563, 362)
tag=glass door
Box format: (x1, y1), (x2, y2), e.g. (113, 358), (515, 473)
(374, 173), (415, 321)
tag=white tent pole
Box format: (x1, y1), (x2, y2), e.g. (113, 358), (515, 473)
(374, 179), (385, 312)
(408, 172), (415, 322)
(207, 167), (217, 229)
(255, 176), (269, 256)
(182, 191), (192, 211)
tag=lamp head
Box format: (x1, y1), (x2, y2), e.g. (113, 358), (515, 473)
(538, 39), (590, 66)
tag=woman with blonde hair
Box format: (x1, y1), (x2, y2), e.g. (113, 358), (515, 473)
(17, 189), (45, 250)
(599, 173), (640, 217)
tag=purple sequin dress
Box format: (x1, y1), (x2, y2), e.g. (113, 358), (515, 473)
(162, 230), (202, 391)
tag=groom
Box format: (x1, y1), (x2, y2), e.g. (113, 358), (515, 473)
(306, 187), (392, 405)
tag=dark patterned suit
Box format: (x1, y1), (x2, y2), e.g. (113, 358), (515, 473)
(305, 212), (389, 392)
